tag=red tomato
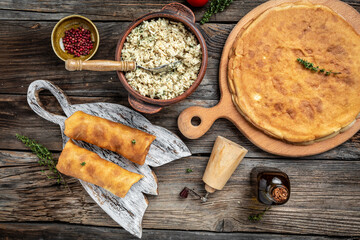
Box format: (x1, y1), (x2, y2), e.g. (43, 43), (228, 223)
(186, 0), (209, 7)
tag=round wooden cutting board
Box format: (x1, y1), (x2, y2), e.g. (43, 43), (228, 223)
(178, 0), (360, 157)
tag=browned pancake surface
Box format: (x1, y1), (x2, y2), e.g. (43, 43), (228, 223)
(228, 2), (360, 143)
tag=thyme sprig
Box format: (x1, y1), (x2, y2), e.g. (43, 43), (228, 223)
(16, 134), (71, 192)
(248, 207), (271, 222)
(296, 58), (341, 76)
(200, 0), (233, 25)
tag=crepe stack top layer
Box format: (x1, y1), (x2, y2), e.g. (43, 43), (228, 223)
(228, 1), (360, 144)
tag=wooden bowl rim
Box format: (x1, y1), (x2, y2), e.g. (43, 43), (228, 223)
(51, 14), (100, 62)
(115, 11), (208, 106)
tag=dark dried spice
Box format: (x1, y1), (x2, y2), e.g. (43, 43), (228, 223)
(30, 23), (40, 29)
(179, 187), (208, 202)
(179, 187), (189, 198)
(271, 186), (288, 203)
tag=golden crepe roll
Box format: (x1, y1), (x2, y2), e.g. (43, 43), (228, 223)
(57, 140), (143, 198)
(64, 111), (156, 165)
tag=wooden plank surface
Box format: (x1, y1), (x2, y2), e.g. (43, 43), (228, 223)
(2, 94), (360, 159)
(1, 150), (360, 236)
(0, 1), (301, 21)
(1, 0), (360, 238)
(0, 223), (348, 240)
(0, 0), (359, 21)
(0, 20), (227, 99)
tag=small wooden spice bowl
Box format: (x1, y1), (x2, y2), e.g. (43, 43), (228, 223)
(115, 3), (208, 114)
(51, 15), (99, 61)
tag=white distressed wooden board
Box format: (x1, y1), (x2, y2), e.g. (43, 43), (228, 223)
(27, 80), (191, 238)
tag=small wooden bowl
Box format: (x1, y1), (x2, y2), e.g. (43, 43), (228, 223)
(115, 3), (208, 114)
(51, 15), (99, 61)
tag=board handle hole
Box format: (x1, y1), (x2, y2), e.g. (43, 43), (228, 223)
(191, 116), (201, 126)
(38, 90), (67, 117)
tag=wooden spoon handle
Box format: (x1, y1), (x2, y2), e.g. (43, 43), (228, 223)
(65, 59), (136, 71)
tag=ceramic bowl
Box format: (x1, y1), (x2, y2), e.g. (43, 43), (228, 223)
(115, 3), (208, 114)
(51, 15), (99, 61)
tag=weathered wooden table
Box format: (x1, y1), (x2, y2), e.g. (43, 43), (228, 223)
(1, 1), (360, 239)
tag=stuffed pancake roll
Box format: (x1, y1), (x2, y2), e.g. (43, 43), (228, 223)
(57, 140), (143, 198)
(64, 111), (156, 165)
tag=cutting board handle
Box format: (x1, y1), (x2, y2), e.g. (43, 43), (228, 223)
(178, 102), (227, 139)
(27, 80), (72, 124)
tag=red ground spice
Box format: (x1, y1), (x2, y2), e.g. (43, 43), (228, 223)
(62, 26), (93, 57)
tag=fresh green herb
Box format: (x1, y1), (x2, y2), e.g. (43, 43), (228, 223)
(81, 162), (86, 166)
(132, 139), (136, 144)
(186, 168), (193, 173)
(296, 58), (341, 76)
(200, 0), (233, 25)
(248, 207), (271, 222)
(16, 134), (70, 192)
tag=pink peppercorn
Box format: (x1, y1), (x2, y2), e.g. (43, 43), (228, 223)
(62, 26), (93, 57)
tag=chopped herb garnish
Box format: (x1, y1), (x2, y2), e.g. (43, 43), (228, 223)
(16, 134), (71, 192)
(132, 139), (136, 144)
(186, 168), (193, 173)
(200, 0), (234, 25)
(81, 162), (86, 166)
(248, 207), (271, 222)
(296, 58), (341, 76)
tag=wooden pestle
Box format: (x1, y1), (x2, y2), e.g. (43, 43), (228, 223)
(202, 136), (248, 201)
(65, 59), (136, 72)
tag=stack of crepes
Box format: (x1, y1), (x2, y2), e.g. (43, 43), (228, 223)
(228, 1), (360, 144)
(56, 111), (156, 198)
